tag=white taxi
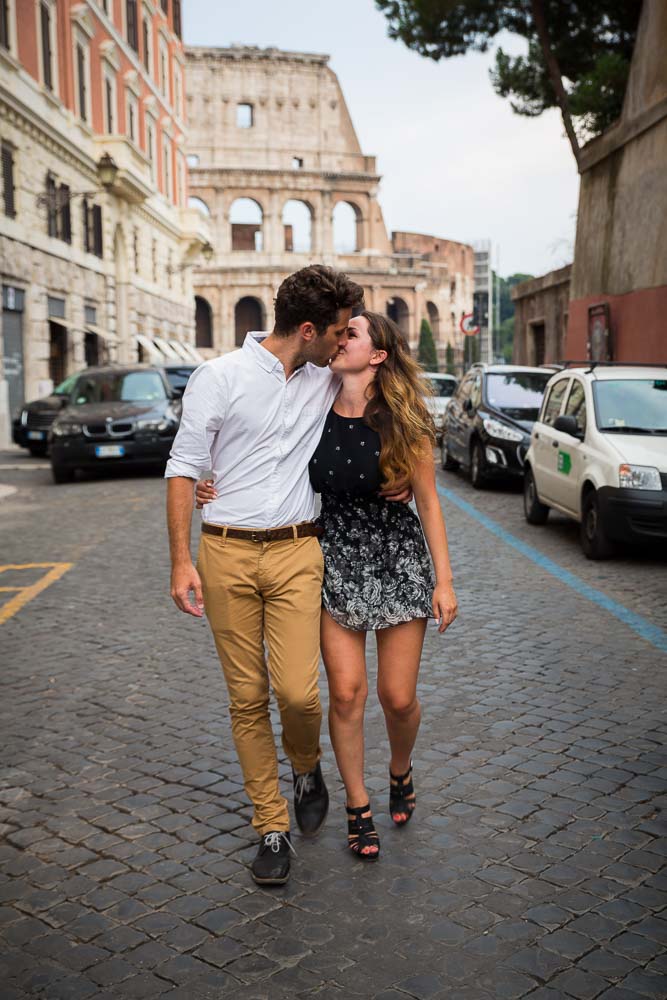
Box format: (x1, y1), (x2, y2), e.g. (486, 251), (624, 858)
(523, 364), (667, 559)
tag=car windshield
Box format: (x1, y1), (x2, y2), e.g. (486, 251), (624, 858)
(54, 373), (79, 396)
(72, 371), (167, 404)
(424, 377), (456, 398)
(165, 367), (196, 391)
(593, 378), (667, 433)
(485, 372), (551, 421)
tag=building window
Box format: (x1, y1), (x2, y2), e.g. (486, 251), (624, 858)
(173, 0), (181, 38)
(146, 120), (155, 181)
(174, 62), (183, 118)
(160, 0), (168, 12)
(126, 0), (138, 52)
(142, 9), (151, 74)
(186, 153), (199, 168)
(1, 0), (11, 52)
(177, 151), (185, 206)
(159, 37), (169, 98)
(75, 40), (88, 122)
(292, 157), (303, 170)
(162, 134), (172, 200)
(104, 72), (115, 133)
(126, 91), (139, 143)
(82, 199), (103, 258)
(40, 1), (53, 91)
(59, 184), (72, 244)
(237, 103), (253, 128)
(2, 142), (15, 218)
(45, 172), (57, 235)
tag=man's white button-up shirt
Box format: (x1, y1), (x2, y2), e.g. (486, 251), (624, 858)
(165, 334), (339, 528)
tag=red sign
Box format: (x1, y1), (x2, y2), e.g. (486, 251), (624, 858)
(460, 312), (479, 336)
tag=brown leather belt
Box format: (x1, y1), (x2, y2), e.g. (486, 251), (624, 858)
(202, 522), (323, 542)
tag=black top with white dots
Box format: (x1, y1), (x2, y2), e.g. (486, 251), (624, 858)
(308, 408), (382, 497)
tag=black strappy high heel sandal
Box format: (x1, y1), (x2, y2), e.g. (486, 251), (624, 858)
(346, 803), (380, 861)
(389, 762), (416, 826)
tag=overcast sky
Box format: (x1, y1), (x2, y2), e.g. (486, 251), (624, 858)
(183, 0), (579, 278)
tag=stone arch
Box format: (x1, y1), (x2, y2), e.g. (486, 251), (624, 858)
(386, 296), (410, 341)
(235, 296), (266, 347)
(282, 199), (313, 253)
(426, 301), (440, 339)
(195, 295), (213, 349)
(188, 196), (211, 217)
(230, 197), (264, 252)
(333, 200), (362, 253)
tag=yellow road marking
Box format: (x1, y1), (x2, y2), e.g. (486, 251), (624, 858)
(0, 563), (73, 624)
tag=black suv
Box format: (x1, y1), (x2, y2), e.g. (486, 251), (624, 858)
(49, 365), (183, 483)
(13, 372), (82, 456)
(441, 363), (553, 488)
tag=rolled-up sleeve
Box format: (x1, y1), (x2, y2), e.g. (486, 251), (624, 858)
(164, 363), (228, 480)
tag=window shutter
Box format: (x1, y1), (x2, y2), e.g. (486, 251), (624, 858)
(40, 2), (52, 90)
(93, 204), (103, 258)
(2, 143), (15, 218)
(59, 185), (72, 244)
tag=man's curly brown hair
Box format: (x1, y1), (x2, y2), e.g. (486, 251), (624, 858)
(274, 265), (364, 336)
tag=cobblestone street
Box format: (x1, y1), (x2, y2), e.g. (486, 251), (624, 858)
(1, 450), (666, 1000)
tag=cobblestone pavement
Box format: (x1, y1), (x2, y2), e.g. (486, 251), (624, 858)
(1, 449), (666, 1000)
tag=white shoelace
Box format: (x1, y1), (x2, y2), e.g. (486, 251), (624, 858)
(293, 772), (315, 803)
(263, 831), (297, 855)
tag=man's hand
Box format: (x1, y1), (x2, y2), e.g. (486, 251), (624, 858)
(195, 479), (217, 509)
(171, 561), (205, 617)
(380, 479), (413, 504)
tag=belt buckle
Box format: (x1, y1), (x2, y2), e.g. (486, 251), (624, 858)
(250, 530), (265, 543)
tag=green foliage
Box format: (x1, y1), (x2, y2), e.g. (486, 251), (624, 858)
(375, 1), (642, 139)
(445, 342), (455, 374)
(492, 272), (534, 362)
(418, 318), (439, 371)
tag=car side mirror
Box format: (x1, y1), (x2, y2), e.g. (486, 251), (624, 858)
(554, 414), (581, 438)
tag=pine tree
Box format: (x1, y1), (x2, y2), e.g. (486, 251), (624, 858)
(418, 318), (438, 371)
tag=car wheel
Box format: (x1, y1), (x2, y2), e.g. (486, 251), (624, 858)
(580, 490), (615, 560)
(523, 467), (550, 525)
(440, 437), (459, 471)
(470, 441), (487, 489)
(52, 462), (75, 484)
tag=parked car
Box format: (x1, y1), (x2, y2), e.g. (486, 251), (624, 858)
(49, 365), (182, 483)
(421, 371), (458, 440)
(523, 364), (667, 559)
(441, 363), (553, 487)
(12, 372), (82, 457)
(161, 363), (197, 395)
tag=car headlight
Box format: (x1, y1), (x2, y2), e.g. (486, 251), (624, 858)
(483, 417), (523, 442)
(20, 410), (28, 426)
(619, 464), (661, 490)
(136, 418), (171, 432)
(52, 422), (82, 437)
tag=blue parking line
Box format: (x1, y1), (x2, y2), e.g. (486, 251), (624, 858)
(436, 483), (667, 654)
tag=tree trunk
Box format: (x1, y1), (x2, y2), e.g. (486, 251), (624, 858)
(530, 0), (581, 169)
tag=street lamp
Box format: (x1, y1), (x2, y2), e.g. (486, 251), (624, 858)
(36, 154), (119, 209)
(166, 241), (215, 275)
(97, 153), (118, 189)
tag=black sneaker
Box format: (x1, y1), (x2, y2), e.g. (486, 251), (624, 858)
(250, 831), (294, 886)
(293, 761), (329, 837)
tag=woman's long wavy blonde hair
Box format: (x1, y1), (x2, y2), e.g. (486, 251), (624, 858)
(361, 311), (436, 490)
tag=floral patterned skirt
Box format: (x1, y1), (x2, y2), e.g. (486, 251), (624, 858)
(317, 492), (435, 631)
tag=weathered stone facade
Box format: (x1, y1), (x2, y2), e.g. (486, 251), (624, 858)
(512, 265), (572, 365)
(0, 0), (209, 445)
(185, 46), (473, 367)
(566, 0), (667, 361)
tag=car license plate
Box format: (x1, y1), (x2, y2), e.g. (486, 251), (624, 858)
(28, 431), (45, 440)
(95, 444), (125, 458)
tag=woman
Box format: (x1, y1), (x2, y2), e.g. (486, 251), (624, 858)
(196, 312), (457, 861)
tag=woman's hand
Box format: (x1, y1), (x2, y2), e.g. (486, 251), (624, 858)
(433, 582), (458, 634)
(195, 478), (217, 509)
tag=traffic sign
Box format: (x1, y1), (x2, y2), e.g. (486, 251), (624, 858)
(460, 313), (480, 336)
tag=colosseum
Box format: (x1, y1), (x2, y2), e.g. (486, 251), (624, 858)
(185, 45), (473, 368)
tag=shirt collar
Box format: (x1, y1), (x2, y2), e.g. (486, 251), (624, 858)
(242, 332), (305, 379)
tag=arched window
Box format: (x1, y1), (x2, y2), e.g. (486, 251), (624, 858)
(195, 296), (213, 349)
(235, 297), (265, 347)
(230, 197), (263, 252)
(188, 196), (210, 217)
(386, 296), (410, 341)
(426, 301), (440, 339)
(333, 201), (361, 253)
(282, 199), (313, 253)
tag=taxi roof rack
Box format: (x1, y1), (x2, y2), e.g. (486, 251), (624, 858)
(560, 360), (667, 374)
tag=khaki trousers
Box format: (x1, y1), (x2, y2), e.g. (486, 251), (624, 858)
(197, 531), (324, 835)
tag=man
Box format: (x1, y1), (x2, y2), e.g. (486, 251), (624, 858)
(166, 265), (363, 885)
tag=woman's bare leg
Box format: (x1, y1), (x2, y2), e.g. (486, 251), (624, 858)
(376, 618), (427, 820)
(320, 610), (369, 808)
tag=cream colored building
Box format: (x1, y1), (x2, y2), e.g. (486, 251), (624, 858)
(185, 46), (473, 366)
(0, 0), (209, 447)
